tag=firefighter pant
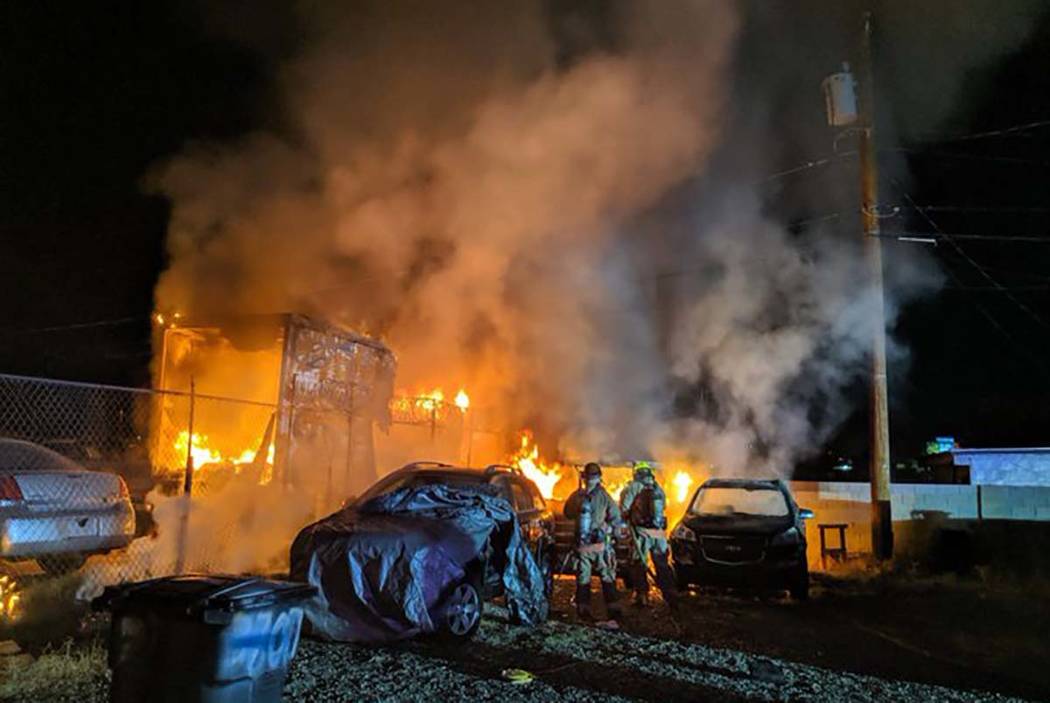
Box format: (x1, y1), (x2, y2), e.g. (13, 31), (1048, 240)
(575, 543), (616, 586)
(630, 528), (677, 599)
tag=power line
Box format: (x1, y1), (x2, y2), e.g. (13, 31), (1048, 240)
(906, 205), (1050, 214)
(0, 316), (146, 336)
(787, 212), (844, 231)
(925, 118), (1050, 144)
(881, 231), (1050, 244)
(755, 151), (856, 185)
(944, 284), (1050, 292)
(885, 147), (1050, 168)
(889, 176), (1050, 333)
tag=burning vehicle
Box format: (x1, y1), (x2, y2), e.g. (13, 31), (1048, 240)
(289, 463), (550, 642)
(670, 478), (813, 600)
(0, 438), (135, 574)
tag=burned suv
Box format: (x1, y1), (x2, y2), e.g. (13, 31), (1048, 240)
(291, 462), (555, 642)
(355, 462), (557, 595)
(670, 478), (813, 600)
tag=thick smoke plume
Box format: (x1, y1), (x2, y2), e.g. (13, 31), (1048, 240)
(154, 0), (738, 441)
(152, 0), (1043, 494)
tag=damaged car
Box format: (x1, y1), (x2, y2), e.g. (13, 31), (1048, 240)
(670, 478), (813, 600)
(290, 462), (551, 643)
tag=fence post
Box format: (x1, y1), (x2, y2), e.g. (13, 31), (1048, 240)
(174, 378), (195, 573)
(344, 366), (357, 497)
(465, 409), (475, 467)
(430, 405), (437, 442)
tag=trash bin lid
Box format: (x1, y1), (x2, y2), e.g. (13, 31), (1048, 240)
(94, 575), (316, 619)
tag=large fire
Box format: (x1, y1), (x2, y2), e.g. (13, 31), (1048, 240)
(506, 430), (701, 523)
(509, 431), (564, 499)
(172, 431), (275, 483)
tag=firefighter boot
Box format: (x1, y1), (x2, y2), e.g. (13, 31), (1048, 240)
(602, 580), (623, 620)
(652, 552), (680, 611)
(575, 584), (593, 621)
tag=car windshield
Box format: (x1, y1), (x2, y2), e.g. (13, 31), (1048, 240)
(691, 486), (789, 517)
(0, 438), (82, 472)
(358, 471), (487, 503)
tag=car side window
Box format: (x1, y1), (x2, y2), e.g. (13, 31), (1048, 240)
(491, 477), (516, 506)
(523, 481), (546, 512)
(509, 481), (535, 512)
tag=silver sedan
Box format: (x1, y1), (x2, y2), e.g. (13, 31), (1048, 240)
(0, 438), (135, 574)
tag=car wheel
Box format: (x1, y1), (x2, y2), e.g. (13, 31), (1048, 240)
(38, 554), (87, 576)
(789, 567), (810, 601)
(440, 577), (483, 640)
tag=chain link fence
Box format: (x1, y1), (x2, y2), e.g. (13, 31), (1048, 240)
(0, 372), (505, 638)
(0, 374), (309, 630)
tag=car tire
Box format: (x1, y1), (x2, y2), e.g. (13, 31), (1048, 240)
(789, 567), (810, 601)
(38, 554), (87, 576)
(439, 575), (483, 640)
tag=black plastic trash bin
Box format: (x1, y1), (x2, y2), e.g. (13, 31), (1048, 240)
(93, 575), (316, 703)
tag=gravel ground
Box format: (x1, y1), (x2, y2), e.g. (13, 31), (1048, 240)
(3, 575), (1043, 702)
(283, 602), (1031, 703)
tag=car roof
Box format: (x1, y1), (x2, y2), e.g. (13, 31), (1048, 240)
(700, 477), (784, 490)
(0, 437), (84, 472)
(401, 468), (489, 480)
(391, 462), (527, 480)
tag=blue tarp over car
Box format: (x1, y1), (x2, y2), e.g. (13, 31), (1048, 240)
(289, 483), (548, 642)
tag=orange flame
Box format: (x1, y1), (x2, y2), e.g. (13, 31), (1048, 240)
(172, 431), (274, 484)
(509, 431), (563, 499)
(673, 470), (694, 503)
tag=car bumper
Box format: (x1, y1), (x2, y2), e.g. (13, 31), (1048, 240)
(671, 539), (805, 588)
(0, 503), (136, 558)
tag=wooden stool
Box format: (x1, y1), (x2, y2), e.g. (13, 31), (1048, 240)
(818, 523), (849, 568)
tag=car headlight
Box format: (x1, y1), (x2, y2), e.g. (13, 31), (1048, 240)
(770, 527), (801, 546)
(671, 523), (696, 542)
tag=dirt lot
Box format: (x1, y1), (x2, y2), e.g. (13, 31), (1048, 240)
(2, 572), (1047, 702)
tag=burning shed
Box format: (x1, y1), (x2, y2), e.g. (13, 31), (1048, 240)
(154, 313), (395, 502)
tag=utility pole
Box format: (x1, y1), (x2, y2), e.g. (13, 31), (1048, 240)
(859, 11), (893, 560)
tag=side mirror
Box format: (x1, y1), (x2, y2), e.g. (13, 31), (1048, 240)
(799, 508), (815, 520)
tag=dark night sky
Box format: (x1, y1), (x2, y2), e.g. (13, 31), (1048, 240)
(2, 2), (1049, 463)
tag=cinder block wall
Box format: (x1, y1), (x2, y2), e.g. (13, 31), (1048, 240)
(786, 482), (1050, 569)
(790, 482), (874, 569)
(979, 485), (1050, 520)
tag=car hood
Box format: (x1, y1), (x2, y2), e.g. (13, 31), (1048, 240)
(682, 513), (794, 537)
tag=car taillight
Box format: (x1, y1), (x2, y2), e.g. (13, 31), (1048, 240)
(0, 476), (24, 501)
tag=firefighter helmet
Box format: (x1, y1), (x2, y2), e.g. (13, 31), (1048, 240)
(633, 461), (654, 481)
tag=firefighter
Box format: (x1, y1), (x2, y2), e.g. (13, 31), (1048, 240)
(619, 461), (679, 609)
(563, 462), (625, 621)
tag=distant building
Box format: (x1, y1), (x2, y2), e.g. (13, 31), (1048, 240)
(950, 447), (1050, 487)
